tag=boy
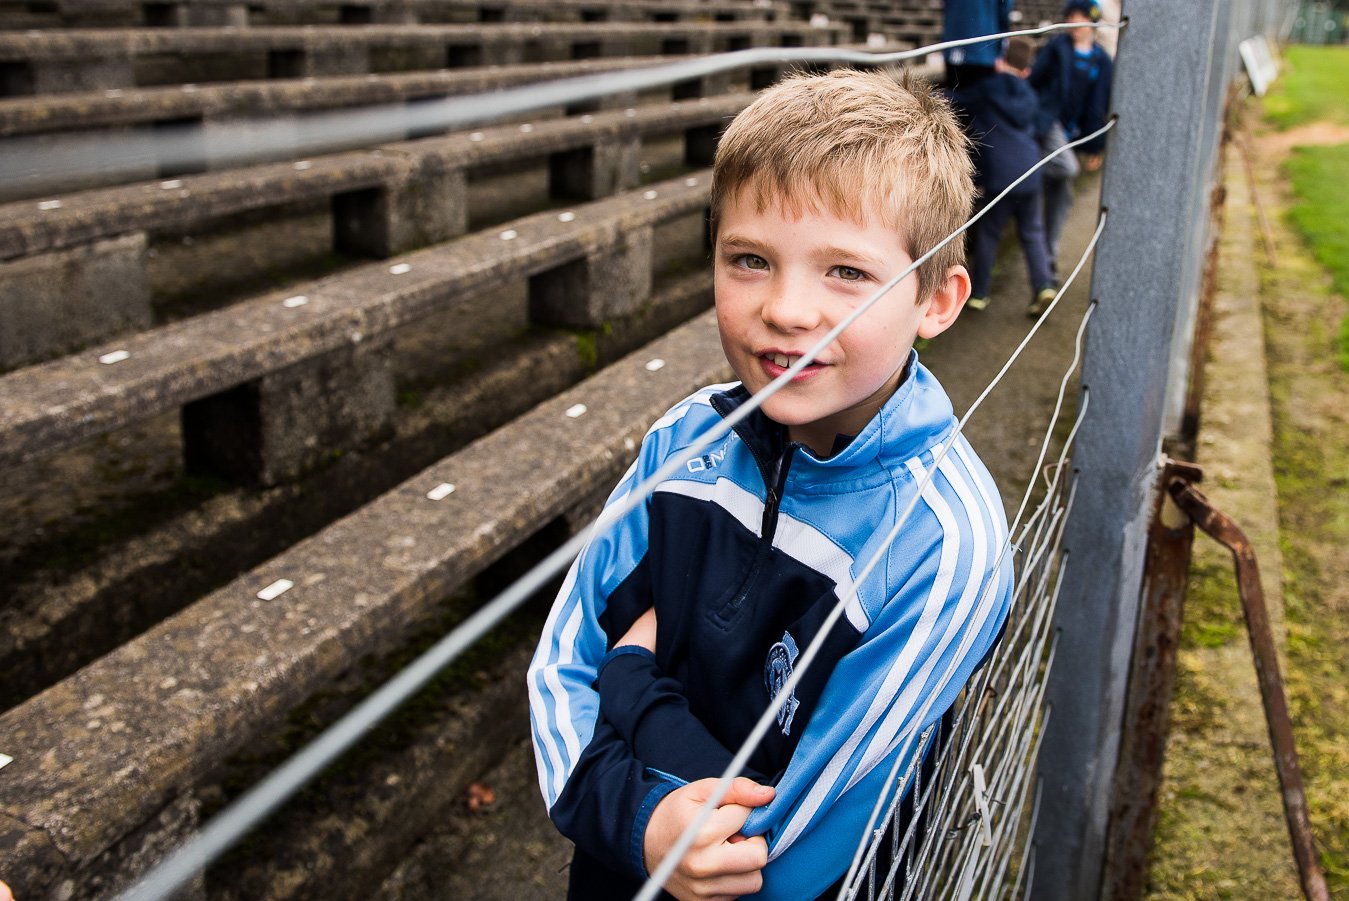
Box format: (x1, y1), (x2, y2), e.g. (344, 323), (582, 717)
(1029, 0), (1113, 276)
(959, 37), (1058, 317)
(529, 69), (1014, 900)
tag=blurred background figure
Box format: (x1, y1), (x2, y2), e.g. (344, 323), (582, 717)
(959, 37), (1057, 316)
(1029, 0), (1114, 278)
(1095, 0), (1121, 57)
(942, 0), (1016, 90)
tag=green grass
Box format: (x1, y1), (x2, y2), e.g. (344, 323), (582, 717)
(1262, 45), (1349, 130)
(1284, 143), (1349, 372)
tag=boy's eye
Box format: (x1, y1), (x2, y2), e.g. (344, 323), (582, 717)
(831, 265), (867, 282)
(735, 254), (769, 271)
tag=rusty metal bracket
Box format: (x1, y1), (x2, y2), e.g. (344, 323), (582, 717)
(1104, 458), (1203, 901)
(1167, 472), (1330, 901)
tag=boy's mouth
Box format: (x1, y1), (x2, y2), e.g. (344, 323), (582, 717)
(760, 351), (826, 381)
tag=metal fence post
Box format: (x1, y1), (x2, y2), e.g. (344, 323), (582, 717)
(1028, 1), (1226, 897)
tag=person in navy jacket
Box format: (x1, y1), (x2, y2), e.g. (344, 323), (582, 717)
(529, 70), (1014, 901)
(1029, 0), (1114, 274)
(941, 0), (1017, 90)
(959, 37), (1057, 316)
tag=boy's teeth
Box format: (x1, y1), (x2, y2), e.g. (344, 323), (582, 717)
(772, 353), (794, 367)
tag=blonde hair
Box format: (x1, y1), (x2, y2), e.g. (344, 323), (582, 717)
(710, 68), (974, 301)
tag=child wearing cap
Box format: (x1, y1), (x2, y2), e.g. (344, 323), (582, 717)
(529, 69), (1014, 900)
(1030, 0), (1115, 276)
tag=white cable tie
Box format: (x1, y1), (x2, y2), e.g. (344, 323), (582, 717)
(282, 295), (309, 308)
(565, 403), (587, 418)
(37, 199), (62, 210)
(426, 482), (456, 501)
(644, 358), (666, 372)
(389, 262), (412, 275)
(293, 160), (313, 170)
(558, 211), (576, 223)
(0, 753), (12, 770)
(971, 763), (994, 847)
(256, 579), (294, 601)
(500, 229), (519, 240)
(159, 179), (183, 190)
(99, 350), (130, 365)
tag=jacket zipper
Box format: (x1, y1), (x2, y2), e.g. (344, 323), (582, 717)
(718, 442), (795, 618)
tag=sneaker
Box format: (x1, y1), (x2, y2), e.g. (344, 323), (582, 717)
(1027, 287), (1056, 318)
(966, 295), (990, 311)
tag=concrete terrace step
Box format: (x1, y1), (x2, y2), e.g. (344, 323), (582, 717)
(0, 92), (747, 262)
(0, 169), (713, 477)
(0, 306), (731, 897)
(0, 267), (711, 719)
(0, 92), (746, 367)
(0, 0), (785, 29)
(0, 20), (846, 96)
(0, 56), (691, 137)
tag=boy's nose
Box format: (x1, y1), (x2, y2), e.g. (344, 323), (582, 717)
(760, 282), (821, 332)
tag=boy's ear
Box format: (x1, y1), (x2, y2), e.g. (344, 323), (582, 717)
(917, 265), (971, 339)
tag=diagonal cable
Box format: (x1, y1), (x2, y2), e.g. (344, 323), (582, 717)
(120, 65), (1117, 901)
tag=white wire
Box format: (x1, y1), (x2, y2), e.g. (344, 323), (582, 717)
(118, 39), (1120, 901)
(0, 20), (1126, 189)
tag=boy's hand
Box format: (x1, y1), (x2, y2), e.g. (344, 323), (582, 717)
(616, 607), (657, 653)
(1082, 153), (1103, 172)
(643, 777), (775, 901)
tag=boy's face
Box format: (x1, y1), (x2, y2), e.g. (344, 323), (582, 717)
(1067, 10), (1094, 42)
(714, 190), (964, 456)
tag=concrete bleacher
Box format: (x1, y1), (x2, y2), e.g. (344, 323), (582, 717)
(0, 170), (714, 477)
(0, 93), (750, 369)
(0, 308), (731, 896)
(0, 20), (844, 96)
(0, 0), (785, 29)
(0, 0), (941, 892)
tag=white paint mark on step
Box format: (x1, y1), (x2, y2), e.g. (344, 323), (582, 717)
(257, 578), (294, 601)
(427, 482), (456, 501)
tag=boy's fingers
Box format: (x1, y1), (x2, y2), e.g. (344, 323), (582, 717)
(699, 802), (752, 845)
(722, 776), (775, 807)
(687, 829), (768, 878)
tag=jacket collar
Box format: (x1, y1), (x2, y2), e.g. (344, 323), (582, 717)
(711, 350), (956, 490)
